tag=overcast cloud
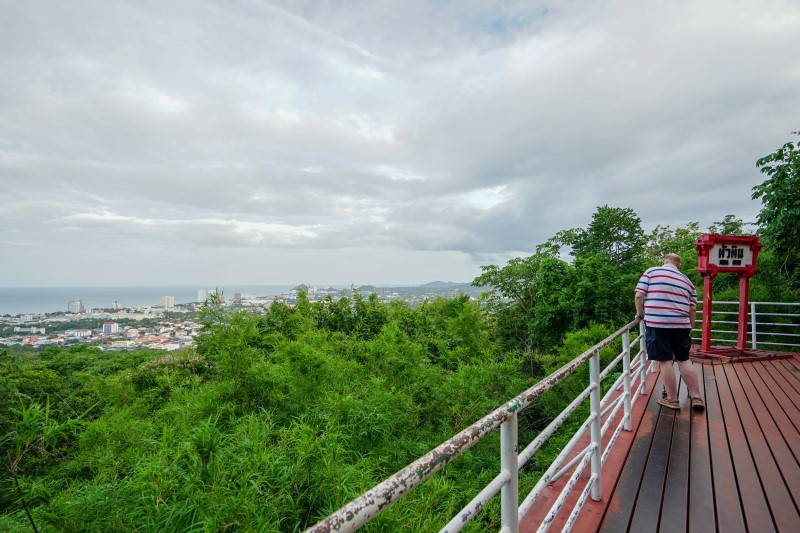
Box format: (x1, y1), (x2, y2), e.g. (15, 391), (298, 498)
(1, 0), (798, 287)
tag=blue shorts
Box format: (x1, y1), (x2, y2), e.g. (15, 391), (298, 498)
(645, 327), (692, 362)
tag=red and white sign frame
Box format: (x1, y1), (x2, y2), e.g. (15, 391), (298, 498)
(694, 234), (763, 351)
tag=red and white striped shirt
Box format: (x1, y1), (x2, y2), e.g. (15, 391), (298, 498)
(635, 264), (697, 328)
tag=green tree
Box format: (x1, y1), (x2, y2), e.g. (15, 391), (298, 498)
(571, 205), (645, 266)
(752, 132), (800, 290)
(535, 228), (584, 258)
(473, 254), (554, 351)
(571, 252), (638, 327)
(473, 255), (543, 313)
(643, 222), (701, 265)
(474, 206), (648, 352)
(708, 214), (748, 236)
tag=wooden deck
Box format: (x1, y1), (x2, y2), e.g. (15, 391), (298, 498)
(520, 353), (800, 532)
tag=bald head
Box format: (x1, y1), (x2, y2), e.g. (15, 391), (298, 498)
(663, 253), (682, 268)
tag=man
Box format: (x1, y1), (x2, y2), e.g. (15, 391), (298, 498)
(635, 253), (705, 411)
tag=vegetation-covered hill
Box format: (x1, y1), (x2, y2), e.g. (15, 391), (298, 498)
(3, 293), (600, 532)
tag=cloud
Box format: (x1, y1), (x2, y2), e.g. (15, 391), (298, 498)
(48, 212), (318, 247)
(1, 0), (798, 286)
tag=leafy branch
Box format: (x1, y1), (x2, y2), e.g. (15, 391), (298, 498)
(2, 396), (92, 532)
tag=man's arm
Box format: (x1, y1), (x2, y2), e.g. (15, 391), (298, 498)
(688, 303), (696, 333)
(634, 291), (645, 320)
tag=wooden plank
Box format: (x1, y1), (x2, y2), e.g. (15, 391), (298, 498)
(725, 364), (800, 530)
(627, 409), (673, 533)
(767, 359), (800, 409)
(773, 357), (800, 387)
(659, 374), (691, 532)
(688, 362), (715, 533)
(716, 364), (776, 532)
(568, 356), (800, 533)
(628, 365), (678, 533)
(704, 364), (748, 532)
(566, 368), (662, 532)
(598, 370), (661, 533)
(740, 362), (800, 515)
(746, 361), (800, 464)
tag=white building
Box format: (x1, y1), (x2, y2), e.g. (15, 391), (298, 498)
(160, 295), (175, 308)
(111, 340), (134, 349)
(102, 322), (119, 334)
(197, 289), (207, 303)
(67, 300), (85, 313)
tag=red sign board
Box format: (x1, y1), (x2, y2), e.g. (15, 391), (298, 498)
(694, 233), (762, 351)
(695, 233), (762, 277)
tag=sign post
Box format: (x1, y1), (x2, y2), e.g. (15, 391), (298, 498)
(694, 234), (762, 351)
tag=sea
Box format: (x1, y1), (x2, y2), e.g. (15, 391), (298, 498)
(0, 285), (294, 316)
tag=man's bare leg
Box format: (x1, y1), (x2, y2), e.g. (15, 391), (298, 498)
(659, 360), (678, 401)
(678, 360), (700, 399)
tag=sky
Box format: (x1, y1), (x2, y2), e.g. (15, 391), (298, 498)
(1, 0), (799, 287)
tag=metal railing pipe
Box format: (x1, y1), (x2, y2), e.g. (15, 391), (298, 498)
(550, 443), (594, 484)
(306, 321), (637, 533)
(638, 321), (647, 394)
(600, 396), (625, 437)
(520, 410), (596, 514)
(589, 350), (602, 501)
(440, 470), (511, 533)
(500, 413), (519, 532)
(308, 320), (646, 533)
(536, 444), (597, 533)
(518, 384), (595, 469)
(621, 330), (633, 431)
(598, 350), (625, 381)
(696, 301), (800, 350)
(561, 474), (598, 533)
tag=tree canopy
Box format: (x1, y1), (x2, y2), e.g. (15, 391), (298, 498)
(753, 132), (800, 291)
(571, 205), (645, 266)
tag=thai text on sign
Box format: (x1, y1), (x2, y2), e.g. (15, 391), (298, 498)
(709, 244), (755, 268)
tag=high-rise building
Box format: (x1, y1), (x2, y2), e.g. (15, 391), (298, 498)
(111, 301), (121, 310)
(67, 300), (85, 313)
(197, 289), (207, 303)
(102, 322), (119, 334)
(206, 289), (224, 305)
(160, 295), (175, 308)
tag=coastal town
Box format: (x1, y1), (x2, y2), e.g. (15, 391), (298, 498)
(0, 283), (484, 351)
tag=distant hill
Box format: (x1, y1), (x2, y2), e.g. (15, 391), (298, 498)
(418, 281), (467, 288)
(288, 282), (483, 294)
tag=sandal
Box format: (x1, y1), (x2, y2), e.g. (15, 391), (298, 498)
(658, 398), (680, 410)
(691, 397), (705, 412)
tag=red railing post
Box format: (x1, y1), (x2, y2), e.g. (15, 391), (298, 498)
(737, 276), (750, 349)
(701, 274), (713, 352)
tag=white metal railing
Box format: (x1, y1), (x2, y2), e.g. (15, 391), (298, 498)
(693, 301), (800, 350)
(305, 321), (649, 533)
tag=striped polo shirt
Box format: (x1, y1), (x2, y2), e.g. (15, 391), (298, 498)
(635, 264), (697, 328)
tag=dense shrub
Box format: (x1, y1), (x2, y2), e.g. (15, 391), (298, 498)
(1, 295), (543, 532)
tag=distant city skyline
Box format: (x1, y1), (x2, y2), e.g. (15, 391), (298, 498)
(0, 285), (293, 316)
(0, 281), (474, 316)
